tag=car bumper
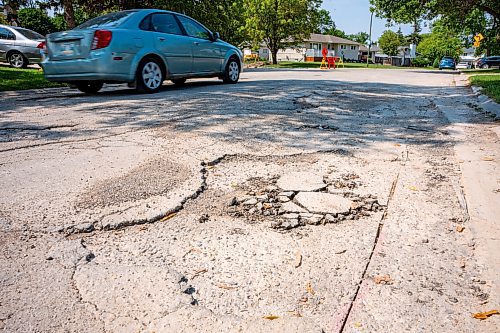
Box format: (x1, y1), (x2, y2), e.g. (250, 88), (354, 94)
(41, 51), (135, 83)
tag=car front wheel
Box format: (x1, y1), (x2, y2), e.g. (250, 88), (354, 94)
(223, 58), (240, 84)
(136, 58), (164, 93)
(9, 52), (27, 68)
(481, 64), (489, 69)
(75, 81), (103, 94)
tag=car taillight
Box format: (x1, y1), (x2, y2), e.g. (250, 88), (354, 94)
(91, 30), (112, 50)
(37, 41), (45, 49)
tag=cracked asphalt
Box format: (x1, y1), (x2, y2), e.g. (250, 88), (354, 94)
(0, 68), (499, 332)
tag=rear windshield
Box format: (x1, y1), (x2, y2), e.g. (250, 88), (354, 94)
(442, 57), (454, 61)
(13, 27), (44, 40)
(75, 11), (136, 30)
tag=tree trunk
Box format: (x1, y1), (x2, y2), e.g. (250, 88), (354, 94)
(271, 48), (278, 65)
(62, 0), (76, 29)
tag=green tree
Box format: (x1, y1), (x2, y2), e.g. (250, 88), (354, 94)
(244, 0), (322, 64)
(370, 0), (499, 51)
(17, 8), (54, 35)
(417, 20), (462, 61)
(378, 30), (401, 56)
(347, 31), (369, 44)
(312, 8), (335, 34)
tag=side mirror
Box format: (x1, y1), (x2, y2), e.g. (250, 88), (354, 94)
(212, 32), (220, 41)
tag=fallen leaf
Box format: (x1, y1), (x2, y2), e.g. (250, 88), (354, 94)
(482, 156), (495, 161)
(354, 322), (362, 328)
(394, 143), (401, 147)
(231, 182), (238, 188)
(306, 282), (315, 295)
(472, 310), (499, 320)
(456, 225), (465, 233)
(215, 283), (238, 290)
(408, 186), (419, 191)
(263, 203), (273, 210)
(159, 213), (176, 222)
(192, 268), (208, 279)
(294, 252), (302, 268)
(263, 315), (279, 320)
(374, 275), (393, 285)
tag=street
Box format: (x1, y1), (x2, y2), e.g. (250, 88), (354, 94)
(0, 68), (499, 332)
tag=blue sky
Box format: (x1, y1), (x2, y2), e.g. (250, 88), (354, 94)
(321, 0), (429, 41)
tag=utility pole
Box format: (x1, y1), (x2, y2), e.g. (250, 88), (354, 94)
(367, 8), (374, 68)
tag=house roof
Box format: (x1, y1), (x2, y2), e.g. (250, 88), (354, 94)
(305, 33), (360, 45)
(359, 45), (381, 52)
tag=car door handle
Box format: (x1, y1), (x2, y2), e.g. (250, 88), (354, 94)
(194, 42), (200, 46)
(159, 37), (165, 42)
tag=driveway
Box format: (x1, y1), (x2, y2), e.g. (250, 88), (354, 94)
(0, 69), (498, 332)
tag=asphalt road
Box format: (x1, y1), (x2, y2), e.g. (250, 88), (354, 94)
(0, 68), (499, 332)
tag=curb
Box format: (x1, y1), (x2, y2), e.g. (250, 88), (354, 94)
(470, 85), (500, 120)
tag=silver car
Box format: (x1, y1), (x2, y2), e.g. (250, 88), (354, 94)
(0, 24), (44, 68)
(41, 9), (243, 94)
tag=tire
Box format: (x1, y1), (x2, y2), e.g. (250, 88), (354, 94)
(75, 81), (104, 94)
(171, 78), (186, 86)
(482, 64), (489, 69)
(222, 58), (240, 84)
(9, 51), (27, 68)
(136, 58), (164, 93)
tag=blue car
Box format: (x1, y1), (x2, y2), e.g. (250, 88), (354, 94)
(439, 57), (456, 70)
(42, 10), (243, 94)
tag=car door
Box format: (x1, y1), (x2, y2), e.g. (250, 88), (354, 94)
(142, 13), (193, 76)
(176, 15), (222, 74)
(0, 27), (16, 61)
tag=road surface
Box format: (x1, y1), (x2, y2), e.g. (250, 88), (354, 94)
(0, 68), (499, 332)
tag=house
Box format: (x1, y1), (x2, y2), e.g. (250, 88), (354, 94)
(358, 45), (381, 62)
(256, 33), (361, 63)
(374, 45), (416, 66)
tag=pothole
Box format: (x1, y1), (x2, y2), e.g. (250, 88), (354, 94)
(226, 172), (385, 230)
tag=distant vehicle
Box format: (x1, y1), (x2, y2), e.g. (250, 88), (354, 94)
(456, 61), (471, 69)
(439, 57), (456, 70)
(41, 9), (243, 94)
(0, 24), (45, 68)
(475, 56), (500, 69)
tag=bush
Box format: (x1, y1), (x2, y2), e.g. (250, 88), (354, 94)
(18, 8), (54, 36)
(432, 58), (440, 68)
(0, 13), (7, 25)
(412, 56), (431, 67)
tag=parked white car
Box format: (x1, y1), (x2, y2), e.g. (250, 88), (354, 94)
(456, 62), (471, 69)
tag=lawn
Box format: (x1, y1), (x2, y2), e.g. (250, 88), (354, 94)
(469, 74), (500, 103)
(0, 66), (63, 91)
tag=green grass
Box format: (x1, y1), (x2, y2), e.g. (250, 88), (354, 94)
(0, 66), (63, 91)
(461, 68), (500, 75)
(469, 74), (500, 103)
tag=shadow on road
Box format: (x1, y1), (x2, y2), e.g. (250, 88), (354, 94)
(0, 75), (487, 152)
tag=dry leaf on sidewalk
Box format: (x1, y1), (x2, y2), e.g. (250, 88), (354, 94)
(482, 156), (495, 161)
(306, 282), (315, 295)
(374, 275), (393, 285)
(456, 225), (465, 233)
(408, 186), (419, 191)
(472, 310), (499, 320)
(263, 315), (279, 320)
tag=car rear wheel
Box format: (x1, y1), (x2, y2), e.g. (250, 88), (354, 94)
(75, 81), (104, 94)
(171, 78), (187, 86)
(137, 58), (164, 94)
(482, 64), (489, 69)
(223, 58), (240, 84)
(9, 52), (27, 69)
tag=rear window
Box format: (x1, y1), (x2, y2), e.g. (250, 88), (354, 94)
(76, 11), (136, 30)
(13, 27), (44, 40)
